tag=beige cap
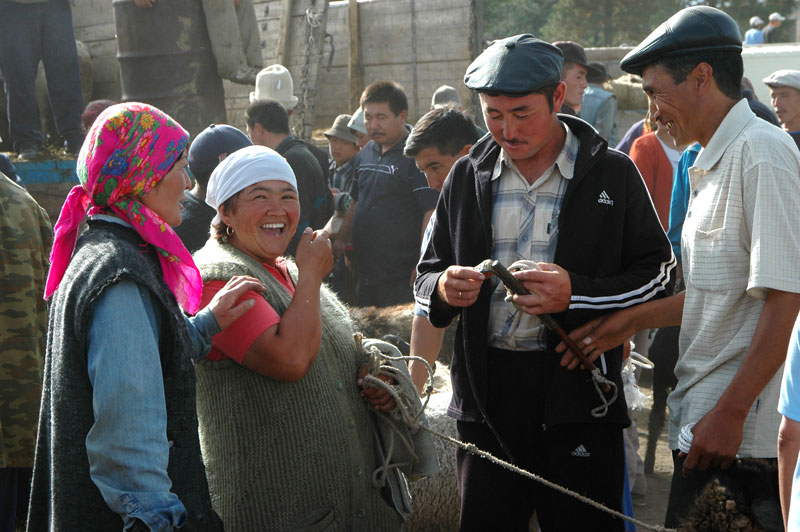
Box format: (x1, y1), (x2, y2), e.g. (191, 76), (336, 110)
(431, 85), (461, 109)
(347, 107), (367, 135)
(763, 70), (800, 91)
(323, 114), (357, 144)
(249, 64), (299, 109)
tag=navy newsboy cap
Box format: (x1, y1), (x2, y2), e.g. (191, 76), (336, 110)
(464, 34), (564, 96)
(620, 6), (742, 76)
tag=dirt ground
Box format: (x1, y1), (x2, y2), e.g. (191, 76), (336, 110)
(628, 370), (674, 531)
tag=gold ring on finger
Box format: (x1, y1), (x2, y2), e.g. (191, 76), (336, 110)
(458, 290), (462, 299)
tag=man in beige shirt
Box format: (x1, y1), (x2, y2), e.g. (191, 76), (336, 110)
(558, 6), (800, 528)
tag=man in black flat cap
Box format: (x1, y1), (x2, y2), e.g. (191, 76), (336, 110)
(554, 41), (598, 116)
(413, 34), (674, 531)
(561, 6), (800, 528)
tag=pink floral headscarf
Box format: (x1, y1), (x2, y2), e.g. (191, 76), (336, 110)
(45, 102), (202, 313)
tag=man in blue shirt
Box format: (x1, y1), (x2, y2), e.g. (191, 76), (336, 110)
(335, 81), (439, 307)
(579, 62), (619, 146)
(743, 16), (765, 45)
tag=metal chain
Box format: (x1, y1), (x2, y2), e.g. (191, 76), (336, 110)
(295, 6), (321, 140)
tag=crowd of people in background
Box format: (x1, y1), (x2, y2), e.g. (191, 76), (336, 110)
(3, 3), (800, 532)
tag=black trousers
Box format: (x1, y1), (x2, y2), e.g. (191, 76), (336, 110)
(456, 351), (626, 532)
(0, 467), (32, 532)
(0, 0), (84, 151)
(664, 451), (780, 530)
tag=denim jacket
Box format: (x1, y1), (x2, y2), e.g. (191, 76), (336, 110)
(85, 218), (219, 531)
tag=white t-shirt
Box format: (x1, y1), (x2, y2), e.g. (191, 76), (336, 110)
(656, 135), (683, 173)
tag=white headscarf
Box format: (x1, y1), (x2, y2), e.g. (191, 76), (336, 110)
(205, 145), (298, 218)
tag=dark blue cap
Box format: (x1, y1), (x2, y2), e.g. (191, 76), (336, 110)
(620, 6), (742, 76)
(188, 124), (252, 176)
(464, 34), (564, 96)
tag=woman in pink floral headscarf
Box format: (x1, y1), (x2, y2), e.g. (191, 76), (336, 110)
(27, 102), (263, 532)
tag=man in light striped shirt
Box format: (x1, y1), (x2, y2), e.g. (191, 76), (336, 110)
(564, 7), (800, 529)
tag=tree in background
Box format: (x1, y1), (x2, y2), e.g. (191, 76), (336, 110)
(484, 0), (559, 41)
(484, 0), (796, 47)
(540, 0), (680, 46)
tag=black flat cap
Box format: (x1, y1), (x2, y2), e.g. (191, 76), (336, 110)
(553, 41), (603, 78)
(620, 6), (742, 76)
(464, 34), (563, 96)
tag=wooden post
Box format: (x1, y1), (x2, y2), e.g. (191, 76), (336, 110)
(276, 0), (293, 66)
(469, 0), (485, 129)
(410, 0), (418, 120)
(348, 0), (362, 111)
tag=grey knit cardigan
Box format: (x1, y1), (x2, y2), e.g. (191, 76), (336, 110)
(193, 239), (405, 532)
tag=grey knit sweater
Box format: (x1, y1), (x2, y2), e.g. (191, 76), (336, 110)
(193, 240), (402, 532)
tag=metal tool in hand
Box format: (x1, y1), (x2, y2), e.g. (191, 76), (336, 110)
(474, 259), (611, 393)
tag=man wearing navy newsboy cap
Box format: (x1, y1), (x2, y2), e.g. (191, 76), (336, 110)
(566, 6), (800, 529)
(414, 34), (674, 531)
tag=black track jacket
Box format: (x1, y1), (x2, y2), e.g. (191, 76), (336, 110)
(414, 115), (676, 427)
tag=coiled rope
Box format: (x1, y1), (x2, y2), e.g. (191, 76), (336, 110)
(361, 345), (678, 532)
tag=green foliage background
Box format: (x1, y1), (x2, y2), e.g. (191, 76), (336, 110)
(484, 0), (798, 47)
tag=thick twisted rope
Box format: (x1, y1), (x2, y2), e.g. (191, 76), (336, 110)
(361, 343), (435, 487)
(360, 346), (677, 532)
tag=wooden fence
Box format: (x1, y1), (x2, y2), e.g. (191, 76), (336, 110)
(71, 0), (483, 136)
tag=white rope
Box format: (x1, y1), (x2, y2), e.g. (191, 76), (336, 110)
(360, 347), (677, 532)
(361, 345), (434, 488)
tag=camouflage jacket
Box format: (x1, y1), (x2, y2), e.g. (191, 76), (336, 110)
(0, 174), (52, 468)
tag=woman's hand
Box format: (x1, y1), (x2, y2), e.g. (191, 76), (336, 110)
(295, 228), (334, 281)
(357, 363), (396, 412)
(205, 275), (265, 330)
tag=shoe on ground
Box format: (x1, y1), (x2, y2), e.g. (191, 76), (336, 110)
(17, 146), (39, 161)
(64, 135), (84, 157)
(227, 66), (260, 85)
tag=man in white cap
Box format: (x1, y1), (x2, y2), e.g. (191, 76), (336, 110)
(743, 15), (765, 45)
(430, 85), (463, 111)
(763, 12), (786, 43)
(764, 69), (800, 149)
(250, 64), (330, 176)
(347, 107), (370, 150)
